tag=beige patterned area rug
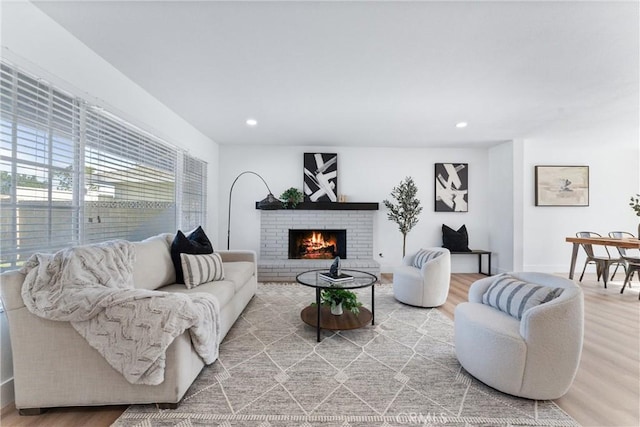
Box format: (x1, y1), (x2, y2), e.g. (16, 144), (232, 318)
(113, 283), (578, 427)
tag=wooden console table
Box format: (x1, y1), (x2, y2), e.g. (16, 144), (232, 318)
(450, 250), (492, 276)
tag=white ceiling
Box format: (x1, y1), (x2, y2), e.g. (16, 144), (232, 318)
(32, 0), (639, 148)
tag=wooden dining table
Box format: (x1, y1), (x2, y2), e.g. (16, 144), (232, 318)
(565, 236), (640, 283)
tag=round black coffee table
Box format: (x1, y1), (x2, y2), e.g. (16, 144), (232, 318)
(296, 269), (378, 342)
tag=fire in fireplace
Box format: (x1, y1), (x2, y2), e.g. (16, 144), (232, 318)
(289, 229), (347, 259)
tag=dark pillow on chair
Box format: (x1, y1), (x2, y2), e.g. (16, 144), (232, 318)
(171, 226), (214, 284)
(442, 224), (471, 252)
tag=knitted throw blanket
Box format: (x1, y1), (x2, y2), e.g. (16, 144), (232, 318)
(20, 240), (220, 385)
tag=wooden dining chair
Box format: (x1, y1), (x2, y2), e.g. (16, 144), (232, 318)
(576, 231), (626, 288)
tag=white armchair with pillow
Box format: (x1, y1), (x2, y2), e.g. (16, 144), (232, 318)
(454, 272), (584, 400)
(393, 247), (451, 307)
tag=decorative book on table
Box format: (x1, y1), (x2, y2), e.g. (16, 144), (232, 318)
(319, 272), (354, 283)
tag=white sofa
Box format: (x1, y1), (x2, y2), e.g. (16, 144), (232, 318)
(393, 248), (451, 307)
(0, 233), (257, 414)
(454, 272), (584, 400)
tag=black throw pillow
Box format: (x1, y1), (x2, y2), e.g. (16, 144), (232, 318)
(171, 226), (214, 284)
(442, 224), (471, 252)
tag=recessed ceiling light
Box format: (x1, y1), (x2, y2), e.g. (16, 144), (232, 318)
(456, 122), (468, 128)
(246, 118), (258, 127)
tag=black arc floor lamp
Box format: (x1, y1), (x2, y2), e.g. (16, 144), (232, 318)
(227, 171), (282, 249)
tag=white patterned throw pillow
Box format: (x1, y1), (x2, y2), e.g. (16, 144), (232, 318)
(180, 252), (224, 289)
(482, 274), (564, 320)
(412, 249), (441, 269)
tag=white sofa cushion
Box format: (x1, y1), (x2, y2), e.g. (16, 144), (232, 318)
(181, 252), (225, 289)
(223, 261), (256, 292)
(159, 280), (236, 308)
(132, 233), (176, 290)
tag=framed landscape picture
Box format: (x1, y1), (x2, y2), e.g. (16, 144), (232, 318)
(435, 163), (468, 212)
(535, 165), (589, 206)
(303, 153), (338, 202)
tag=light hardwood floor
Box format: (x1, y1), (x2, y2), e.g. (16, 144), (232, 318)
(1, 273), (639, 426)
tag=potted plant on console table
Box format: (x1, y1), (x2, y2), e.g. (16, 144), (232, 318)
(320, 288), (362, 316)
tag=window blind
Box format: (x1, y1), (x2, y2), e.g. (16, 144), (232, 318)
(181, 154), (207, 231)
(0, 61), (207, 272)
(1, 63), (80, 270)
(84, 107), (177, 243)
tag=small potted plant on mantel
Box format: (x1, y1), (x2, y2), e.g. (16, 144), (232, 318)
(320, 288), (362, 316)
(280, 187), (304, 209)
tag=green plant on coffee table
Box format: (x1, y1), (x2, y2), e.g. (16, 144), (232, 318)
(318, 288), (362, 315)
(280, 187), (304, 208)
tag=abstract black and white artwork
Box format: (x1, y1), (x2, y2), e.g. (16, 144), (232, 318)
(304, 153), (338, 202)
(435, 163), (468, 212)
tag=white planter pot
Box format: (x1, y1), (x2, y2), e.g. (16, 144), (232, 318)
(330, 302), (343, 315)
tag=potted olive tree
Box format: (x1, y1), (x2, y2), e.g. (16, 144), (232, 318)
(383, 176), (423, 257)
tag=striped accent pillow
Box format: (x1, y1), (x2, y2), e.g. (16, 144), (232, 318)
(482, 274), (564, 319)
(180, 252), (224, 289)
(412, 249), (442, 269)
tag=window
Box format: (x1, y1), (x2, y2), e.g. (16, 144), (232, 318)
(0, 62), (207, 271)
(180, 153), (207, 232)
(84, 107), (178, 243)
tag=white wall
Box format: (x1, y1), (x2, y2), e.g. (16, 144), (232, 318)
(220, 130), (639, 278)
(488, 141), (515, 274)
(0, 0), (220, 408)
(521, 126), (639, 273)
(219, 145), (491, 273)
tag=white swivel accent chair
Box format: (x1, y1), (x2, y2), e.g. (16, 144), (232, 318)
(454, 272), (584, 400)
(393, 247), (451, 307)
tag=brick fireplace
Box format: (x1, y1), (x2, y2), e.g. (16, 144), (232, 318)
(258, 206), (379, 281)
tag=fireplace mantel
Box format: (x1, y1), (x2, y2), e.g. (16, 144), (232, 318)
(255, 201), (379, 210)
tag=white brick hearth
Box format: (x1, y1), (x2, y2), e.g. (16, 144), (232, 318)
(258, 209), (380, 281)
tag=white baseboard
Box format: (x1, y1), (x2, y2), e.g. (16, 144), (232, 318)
(1, 377), (15, 409)
(521, 264), (572, 274)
